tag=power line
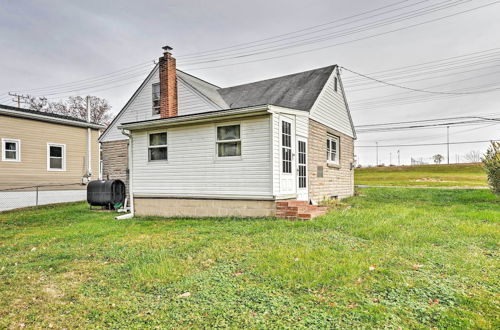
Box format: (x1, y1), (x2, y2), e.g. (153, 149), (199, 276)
(357, 119), (500, 133)
(355, 139), (496, 148)
(343, 46), (500, 83)
(341, 66), (500, 95)
(184, 1), (500, 70)
(177, 0), (415, 58)
(180, 0), (462, 65)
(356, 114), (500, 127)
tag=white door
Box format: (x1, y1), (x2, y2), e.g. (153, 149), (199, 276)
(297, 137), (308, 201)
(280, 117), (296, 194)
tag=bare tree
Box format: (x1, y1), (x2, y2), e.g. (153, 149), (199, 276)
(464, 150), (482, 163)
(432, 154), (444, 164)
(27, 95), (112, 125)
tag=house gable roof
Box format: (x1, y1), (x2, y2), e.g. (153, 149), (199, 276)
(0, 104), (105, 129)
(218, 65), (336, 111)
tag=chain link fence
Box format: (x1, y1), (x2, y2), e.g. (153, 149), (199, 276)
(0, 183), (87, 213)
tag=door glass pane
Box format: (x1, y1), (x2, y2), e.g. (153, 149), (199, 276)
(217, 125), (240, 140)
(50, 146), (62, 158)
(150, 133), (167, 146)
(50, 158), (62, 169)
(218, 142), (241, 157)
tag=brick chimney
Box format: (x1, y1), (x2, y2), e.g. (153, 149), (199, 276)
(159, 45), (178, 118)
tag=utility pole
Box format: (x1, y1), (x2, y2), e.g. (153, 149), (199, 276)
(397, 149), (400, 166)
(446, 126), (450, 164)
(389, 152), (392, 166)
(375, 141), (379, 166)
(8, 92), (29, 108)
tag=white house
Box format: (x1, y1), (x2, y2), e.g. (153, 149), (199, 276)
(100, 46), (356, 219)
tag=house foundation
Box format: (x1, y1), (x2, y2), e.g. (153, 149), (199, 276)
(134, 198), (276, 218)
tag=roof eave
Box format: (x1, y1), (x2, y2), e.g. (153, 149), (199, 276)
(0, 108), (105, 129)
(118, 105), (270, 131)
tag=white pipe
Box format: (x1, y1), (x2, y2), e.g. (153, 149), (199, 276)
(86, 96), (92, 179)
(115, 213), (134, 220)
(115, 129), (134, 219)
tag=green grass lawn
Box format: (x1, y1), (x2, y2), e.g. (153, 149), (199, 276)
(355, 163), (489, 187)
(0, 188), (498, 328)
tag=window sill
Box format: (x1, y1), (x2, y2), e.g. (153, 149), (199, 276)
(215, 156), (242, 162)
(2, 159), (20, 162)
(48, 169), (66, 172)
(148, 160), (169, 164)
(327, 162), (341, 169)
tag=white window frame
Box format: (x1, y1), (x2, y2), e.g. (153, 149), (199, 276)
(152, 83), (161, 115)
(2, 138), (21, 162)
(148, 131), (168, 162)
(327, 134), (340, 165)
(215, 123), (242, 160)
(47, 143), (66, 171)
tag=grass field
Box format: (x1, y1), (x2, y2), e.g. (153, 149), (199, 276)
(0, 188), (498, 328)
(355, 163), (488, 187)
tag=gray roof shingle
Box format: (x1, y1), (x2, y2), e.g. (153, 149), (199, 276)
(217, 65), (336, 111)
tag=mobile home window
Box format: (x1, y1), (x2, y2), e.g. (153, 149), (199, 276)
(326, 134), (339, 164)
(282, 121), (292, 173)
(152, 83), (160, 115)
(2, 138), (20, 162)
(217, 124), (241, 157)
(47, 143), (66, 171)
(148, 132), (168, 161)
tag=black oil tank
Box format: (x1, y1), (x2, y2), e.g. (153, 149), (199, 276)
(87, 180), (126, 209)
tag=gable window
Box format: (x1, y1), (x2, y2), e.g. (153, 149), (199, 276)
(217, 124), (241, 157)
(326, 134), (340, 165)
(282, 121), (292, 173)
(334, 77), (338, 92)
(2, 138), (20, 162)
(47, 143), (66, 171)
(152, 83), (160, 115)
(148, 132), (168, 161)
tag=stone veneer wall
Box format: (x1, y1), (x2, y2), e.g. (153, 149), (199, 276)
(101, 139), (129, 194)
(308, 119), (354, 202)
(134, 198), (276, 218)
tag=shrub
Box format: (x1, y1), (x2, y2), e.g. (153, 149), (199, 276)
(482, 142), (500, 196)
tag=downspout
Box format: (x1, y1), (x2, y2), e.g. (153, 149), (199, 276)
(115, 129), (134, 220)
(87, 97), (92, 179)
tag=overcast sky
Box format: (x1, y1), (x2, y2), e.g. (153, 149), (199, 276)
(1, 0), (499, 165)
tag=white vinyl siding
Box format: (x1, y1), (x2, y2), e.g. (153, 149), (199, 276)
(309, 70), (355, 138)
(132, 116), (272, 198)
(177, 76), (221, 116)
(101, 67), (221, 143)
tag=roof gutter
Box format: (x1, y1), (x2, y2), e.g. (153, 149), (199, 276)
(0, 108), (105, 130)
(118, 105), (270, 131)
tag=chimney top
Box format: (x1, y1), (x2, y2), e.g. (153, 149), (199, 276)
(162, 45), (173, 54)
